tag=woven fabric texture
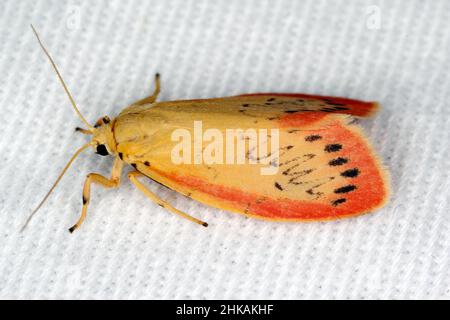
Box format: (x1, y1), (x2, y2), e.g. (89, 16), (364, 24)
(0, 0), (449, 299)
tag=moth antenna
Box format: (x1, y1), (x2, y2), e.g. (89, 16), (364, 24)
(20, 143), (91, 232)
(30, 24), (94, 131)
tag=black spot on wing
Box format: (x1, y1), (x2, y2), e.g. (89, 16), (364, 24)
(334, 185), (357, 194)
(329, 157), (348, 166)
(324, 99), (346, 107)
(305, 135), (322, 142)
(341, 168), (360, 178)
(320, 108), (336, 112)
(280, 153), (316, 167)
(274, 182), (283, 190)
(332, 106), (350, 111)
(331, 198), (347, 206)
(282, 163), (300, 175)
(288, 169), (315, 185)
(306, 188), (324, 199)
(324, 144), (342, 152)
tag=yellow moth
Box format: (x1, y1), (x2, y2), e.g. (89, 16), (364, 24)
(23, 26), (389, 232)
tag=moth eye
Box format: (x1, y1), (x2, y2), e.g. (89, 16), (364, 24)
(96, 144), (109, 156)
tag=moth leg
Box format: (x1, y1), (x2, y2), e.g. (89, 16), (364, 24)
(134, 73), (161, 105)
(127, 171), (208, 227)
(75, 127), (92, 135)
(69, 157), (124, 233)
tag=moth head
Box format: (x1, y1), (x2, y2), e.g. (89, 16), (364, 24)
(91, 116), (116, 156)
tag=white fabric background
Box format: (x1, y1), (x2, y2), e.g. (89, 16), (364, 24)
(0, 0), (449, 299)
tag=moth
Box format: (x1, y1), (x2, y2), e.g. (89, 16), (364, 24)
(23, 26), (389, 232)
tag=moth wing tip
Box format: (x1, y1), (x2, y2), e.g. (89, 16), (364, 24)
(365, 101), (381, 117)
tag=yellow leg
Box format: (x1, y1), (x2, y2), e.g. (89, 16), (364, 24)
(128, 171), (208, 227)
(69, 157), (124, 233)
(134, 73), (161, 105)
(75, 127), (92, 135)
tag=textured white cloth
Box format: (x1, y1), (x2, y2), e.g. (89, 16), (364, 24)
(1, 0), (449, 299)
